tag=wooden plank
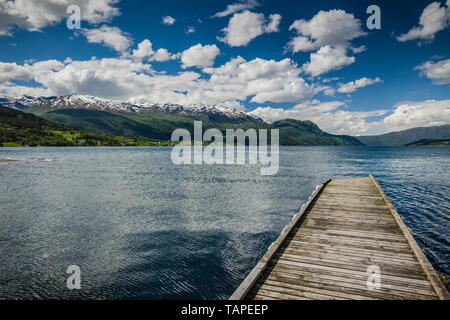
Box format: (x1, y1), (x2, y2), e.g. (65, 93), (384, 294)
(266, 264), (437, 296)
(286, 235), (415, 254)
(280, 244), (418, 264)
(253, 293), (282, 300)
(313, 203), (389, 212)
(303, 219), (401, 234)
(291, 231), (407, 246)
(275, 253), (426, 279)
(273, 258), (430, 286)
(288, 236), (412, 251)
(368, 175), (450, 300)
(303, 228), (404, 240)
(266, 263), (437, 295)
(248, 288), (312, 300)
(312, 208), (394, 217)
(279, 247), (420, 267)
(228, 179), (331, 300)
(261, 275), (436, 300)
(253, 283), (349, 300)
(302, 216), (403, 228)
(230, 176), (449, 300)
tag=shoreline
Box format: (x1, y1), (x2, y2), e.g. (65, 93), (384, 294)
(1, 144), (449, 148)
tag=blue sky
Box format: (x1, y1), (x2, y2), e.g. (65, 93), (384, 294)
(0, 0), (449, 135)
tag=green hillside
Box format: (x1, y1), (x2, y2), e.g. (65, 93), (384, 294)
(23, 107), (361, 146)
(356, 125), (450, 146)
(406, 139), (450, 146)
(272, 119), (362, 145)
(0, 106), (173, 147)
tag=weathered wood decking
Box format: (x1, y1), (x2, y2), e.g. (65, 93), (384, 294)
(230, 175), (449, 300)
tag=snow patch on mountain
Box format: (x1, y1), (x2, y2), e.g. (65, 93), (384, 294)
(0, 95), (263, 122)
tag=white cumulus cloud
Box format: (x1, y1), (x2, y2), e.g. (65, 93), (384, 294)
(131, 39), (154, 60)
(0, 55), (317, 108)
(204, 56), (315, 103)
(151, 48), (178, 62)
(162, 15), (176, 25)
(0, 62), (33, 83)
(397, 1), (450, 42)
(302, 46), (355, 77)
(0, 0), (120, 36)
(185, 26), (196, 34)
(288, 9), (367, 53)
(131, 39), (178, 62)
(83, 25), (132, 53)
(288, 9), (366, 77)
(337, 77), (382, 93)
(265, 14), (282, 33)
(212, 0), (260, 18)
(249, 100), (387, 135)
(415, 58), (450, 84)
(219, 10), (281, 47)
(383, 100), (450, 131)
(0, 59), (64, 84)
(181, 44), (220, 68)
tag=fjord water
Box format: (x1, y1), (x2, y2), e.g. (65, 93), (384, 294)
(0, 146), (448, 299)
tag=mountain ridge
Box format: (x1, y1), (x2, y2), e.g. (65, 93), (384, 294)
(356, 125), (450, 146)
(0, 94), (264, 123)
(0, 94), (361, 145)
(6, 94), (448, 147)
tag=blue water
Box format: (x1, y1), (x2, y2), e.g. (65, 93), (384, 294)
(0, 146), (448, 299)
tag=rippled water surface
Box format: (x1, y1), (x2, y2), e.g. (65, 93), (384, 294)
(0, 147), (449, 299)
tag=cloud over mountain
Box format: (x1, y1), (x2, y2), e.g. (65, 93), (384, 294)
(249, 100), (387, 135)
(383, 100), (450, 130)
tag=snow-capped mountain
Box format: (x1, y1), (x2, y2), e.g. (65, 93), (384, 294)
(0, 95), (263, 123)
(0, 95), (145, 113)
(149, 103), (263, 122)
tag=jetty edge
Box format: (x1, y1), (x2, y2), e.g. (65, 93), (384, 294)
(230, 175), (449, 300)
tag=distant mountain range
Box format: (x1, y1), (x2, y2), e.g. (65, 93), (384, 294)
(1, 95), (448, 146)
(356, 125), (450, 146)
(0, 95), (361, 146)
(0, 95), (263, 123)
(406, 139), (450, 146)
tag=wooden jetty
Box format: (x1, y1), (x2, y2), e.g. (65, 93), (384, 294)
(230, 175), (449, 300)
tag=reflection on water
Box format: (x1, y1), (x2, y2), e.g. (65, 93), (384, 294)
(0, 146), (448, 299)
